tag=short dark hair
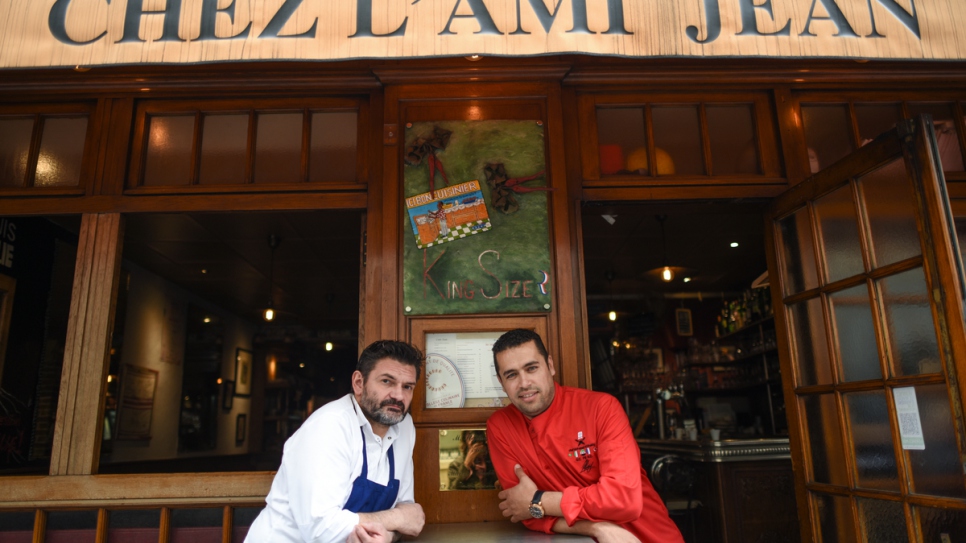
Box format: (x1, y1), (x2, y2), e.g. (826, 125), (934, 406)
(357, 340), (424, 381)
(491, 329), (548, 374)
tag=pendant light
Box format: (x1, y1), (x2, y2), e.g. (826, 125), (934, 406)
(657, 215), (673, 282)
(264, 234), (280, 321)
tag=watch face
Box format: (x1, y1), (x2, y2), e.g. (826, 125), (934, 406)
(529, 504), (544, 519)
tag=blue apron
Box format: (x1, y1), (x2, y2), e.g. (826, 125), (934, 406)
(343, 427), (400, 513)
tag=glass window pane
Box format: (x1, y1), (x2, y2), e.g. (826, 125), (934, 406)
(812, 492), (856, 542)
(440, 428), (497, 490)
(255, 112), (302, 184)
(814, 184), (865, 282)
(0, 117), (33, 188)
(845, 391), (898, 492)
(859, 158), (921, 269)
(917, 505), (966, 542)
(802, 104), (854, 173)
(788, 297), (832, 386)
(854, 103), (901, 145)
(35, 117), (87, 188)
(596, 108), (646, 175)
(905, 384), (965, 498)
(856, 498), (907, 543)
(199, 114), (248, 185)
(0, 511), (34, 542)
(310, 111), (357, 183)
(778, 206), (820, 295)
(106, 509), (160, 542)
(143, 115), (194, 186)
(907, 102), (964, 171)
(652, 106), (702, 175)
(0, 216), (80, 475)
(829, 283), (882, 382)
(45, 510), (97, 543)
(707, 104), (759, 175)
(803, 394), (849, 486)
(101, 211), (362, 474)
(232, 507), (261, 543)
(877, 268), (941, 376)
(170, 508), (222, 543)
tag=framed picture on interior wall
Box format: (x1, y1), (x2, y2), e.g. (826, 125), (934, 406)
(644, 348), (665, 373)
(236, 413), (247, 444)
(222, 380), (234, 410)
(675, 308), (693, 337)
(234, 348), (253, 396)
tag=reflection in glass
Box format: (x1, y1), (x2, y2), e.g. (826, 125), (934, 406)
(596, 108), (646, 175)
(652, 106), (702, 175)
(803, 394), (848, 486)
(802, 104), (854, 172)
(45, 510), (97, 543)
(788, 297), (832, 386)
(255, 113), (302, 184)
(35, 117), (87, 188)
(857, 498), (907, 543)
(860, 159), (921, 268)
(814, 184), (864, 283)
(778, 206), (819, 296)
(829, 283), (882, 382)
(906, 384), (965, 498)
(845, 391), (898, 491)
(144, 115), (194, 186)
(439, 429), (498, 491)
(0, 216), (79, 475)
(878, 268), (941, 376)
(854, 103), (901, 144)
(0, 117), (33, 187)
(813, 492), (856, 542)
(0, 511), (34, 539)
(199, 114), (248, 185)
(907, 102), (964, 171)
(706, 105), (758, 175)
(169, 508), (223, 543)
(310, 111), (358, 183)
(232, 507), (262, 543)
(106, 509), (160, 541)
(917, 505), (966, 541)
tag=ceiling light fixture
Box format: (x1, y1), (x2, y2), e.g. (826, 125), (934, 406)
(683, 277), (692, 283)
(264, 234), (280, 322)
(608, 311), (617, 321)
(325, 342), (333, 351)
(657, 215), (674, 282)
(730, 242), (739, 248)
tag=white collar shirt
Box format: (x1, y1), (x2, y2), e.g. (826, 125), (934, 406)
(245, 394), (416, 543)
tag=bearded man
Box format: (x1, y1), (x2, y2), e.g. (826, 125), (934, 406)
(246, 340), (426, 543)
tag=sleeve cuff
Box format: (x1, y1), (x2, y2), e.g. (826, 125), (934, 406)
(560, 486), (582, 526)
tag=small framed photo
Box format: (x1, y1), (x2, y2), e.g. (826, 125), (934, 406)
(645, 348), (665, 373)
(222, 380), (234, 410)
(675, 308), (693, 337)
(236, 413), (247, 444)
(234, 348), (253, 396)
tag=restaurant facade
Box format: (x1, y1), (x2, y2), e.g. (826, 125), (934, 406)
(0, 0), (965, 540)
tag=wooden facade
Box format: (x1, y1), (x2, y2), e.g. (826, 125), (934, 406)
(1, 56), (965, 541)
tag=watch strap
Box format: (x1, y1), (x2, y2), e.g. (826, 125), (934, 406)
(531, 490), (545, 505)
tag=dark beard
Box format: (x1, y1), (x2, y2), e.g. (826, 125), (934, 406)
(359, 389), (407, 426)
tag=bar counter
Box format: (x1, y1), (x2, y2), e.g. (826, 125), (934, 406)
(417, 522), (593, 542)
(637, 437), (791, 462)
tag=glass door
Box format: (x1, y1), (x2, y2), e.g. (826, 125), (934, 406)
(766, 116), (966, 542)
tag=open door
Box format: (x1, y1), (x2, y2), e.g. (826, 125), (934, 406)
(765, 116), (966, 542)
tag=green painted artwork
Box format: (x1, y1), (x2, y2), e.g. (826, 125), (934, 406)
(403, 120), (553, 315)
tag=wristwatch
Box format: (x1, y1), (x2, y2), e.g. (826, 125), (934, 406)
(529, 490), (546, 519)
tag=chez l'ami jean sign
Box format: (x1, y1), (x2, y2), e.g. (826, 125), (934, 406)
(0, 0), (962, 68)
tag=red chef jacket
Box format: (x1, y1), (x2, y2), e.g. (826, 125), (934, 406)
(487, 383), (683, 543)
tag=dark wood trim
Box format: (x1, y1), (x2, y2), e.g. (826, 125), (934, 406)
(582, 185), (787, 202)
(0, 192), (367, 215)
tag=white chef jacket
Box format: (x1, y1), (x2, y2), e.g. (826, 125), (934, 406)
(245, 394), (416, 543)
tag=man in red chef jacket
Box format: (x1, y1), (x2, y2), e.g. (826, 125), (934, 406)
(486, 329), (684, 543)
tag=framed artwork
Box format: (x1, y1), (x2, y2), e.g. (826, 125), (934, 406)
(645, 348), (665, 373)
(675, 308), (693, 336)
(236, 414), (247, 444)
(222, 380), (234, 410)
(234, 348), (253, 396)
(116, 364), (159, 440)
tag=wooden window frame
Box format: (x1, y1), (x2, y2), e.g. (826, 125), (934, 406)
(127, 97), (370, 194)
(577, 91), (783, 187)
(0, 102), (97, 196)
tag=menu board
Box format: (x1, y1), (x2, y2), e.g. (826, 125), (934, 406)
(425, 331), (510, 409)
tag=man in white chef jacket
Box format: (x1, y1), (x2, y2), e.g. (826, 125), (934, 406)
(246, 340), (425, 543)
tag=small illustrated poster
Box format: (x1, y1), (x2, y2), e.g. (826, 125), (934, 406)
(406, 180), (492, 249)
